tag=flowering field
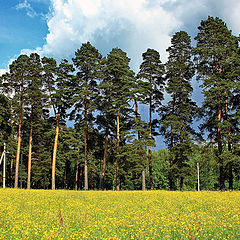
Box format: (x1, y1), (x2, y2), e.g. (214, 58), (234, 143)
(0, 189), (239, 239)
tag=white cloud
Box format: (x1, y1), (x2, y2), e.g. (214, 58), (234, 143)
(215, 0), (240, 35)
(170, 0), (240, 35)
(0, 69), (7, 76)
(16, 0), (37, 18)
(23, 0), (182, 70)
(19, 0), (240, 72)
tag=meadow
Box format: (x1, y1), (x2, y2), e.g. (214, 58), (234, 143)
(0, 189), (239, 239)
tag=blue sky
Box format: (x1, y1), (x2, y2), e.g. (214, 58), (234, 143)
(0, 1), (49, 70)
(1, 0), (240, 148)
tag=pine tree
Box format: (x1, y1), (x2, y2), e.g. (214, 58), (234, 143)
(42, 57), (74, 189)
(4, 55), (30, 188)
(138, 49), (165, 189)
(105, 48), (135, 190)
(25, 53), (45, 189)
(71, 42), (102, 190)
(160, 31), (196, 190)
(96, 57), (116, 190)
(131, 74), (153, 190)
(194, 17), (239, 190)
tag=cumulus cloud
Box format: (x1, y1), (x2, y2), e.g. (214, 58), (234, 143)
(0, 69), (7, 76)
(19, 0), (240, 71)
(167, 0), (240, 36)
(16, 0), (38, 18)
(26, 0), (182, 70)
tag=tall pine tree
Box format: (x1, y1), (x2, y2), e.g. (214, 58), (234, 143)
(71, 42), (102, 190)
(160, 31), (197, 191)
(138, 49), (165, 190)
(105, 48), (135, 190)
(194, 17), (239, 190)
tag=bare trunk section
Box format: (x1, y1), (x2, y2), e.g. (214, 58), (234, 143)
(218, 106), (224, 190)
(142, 167), (146, 191)
(112, 169), (116, 191)
(79, 166), (84, 190)
(115, 110), (120, 191)
(216, 59), (224, 191)
(75, 146), (80, 191)
(149, 94), (154, 190)
(180, 177), (184, 191)
(135, 99), (146, 191)
(84, 89), (88, 190)
(169, 91), (176, 191)
(169, 124), (174, 191)
(75, 158), (79, 191)
(52, 112), (60, 190)
(14, 110), (23, 188)
(101, 131), (108, 190)
(27, 112), (33, 189)
(229, 165), (233, 191)
(10, 158), (13, 187)
(225, 98), (233, 190)
(64, 161), (67, 189)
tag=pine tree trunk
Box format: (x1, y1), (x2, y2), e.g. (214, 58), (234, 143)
(217, 106), (224, 190)
(75, 148), (79, 191)
(142, 167), (146, 191)
(112, 169), (116, 191)
(215, 60), (224, 191)
(52, 112), (60, 190)
(84, 89), (88, 190)
(79, 166), (83, 190)
(64, 161), (67, 189)
(116, 164), (120, 191)
(14, 109), (23, 188)
(101, 131), (108, 190)
(180, 177), (184, 191)
(169, 124), (174, 191)
(116, 110), (120, 191)
(135, 99), (146, 191)
(149, 95), (154, 190)
(27, 114), (33, 190)
(229, 157), (233, 191)
(225, 98), (233, 190)
(10, 158), (13, 187)
(169, 91), (176, 191)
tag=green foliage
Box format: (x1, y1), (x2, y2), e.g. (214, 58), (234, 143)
(194, 16), (240, 190)
(1, 17), (240, 190)
(152, 149), (169, 189)
(0, 94), (12, 142)
(160, 31), (197, 190)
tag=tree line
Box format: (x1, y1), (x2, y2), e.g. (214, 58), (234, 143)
(0, 16), (240, 191)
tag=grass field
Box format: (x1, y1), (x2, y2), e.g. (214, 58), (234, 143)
(0, 189), (239, 239)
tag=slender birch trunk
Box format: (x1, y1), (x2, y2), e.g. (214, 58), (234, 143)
(27, 111), (33, 189)
(142, 167), (146, 191)
(84, 87), (88, 190)
(116, 110), (120, 191)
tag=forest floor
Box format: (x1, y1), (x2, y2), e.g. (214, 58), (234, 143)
(0, 189), (239, 239)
